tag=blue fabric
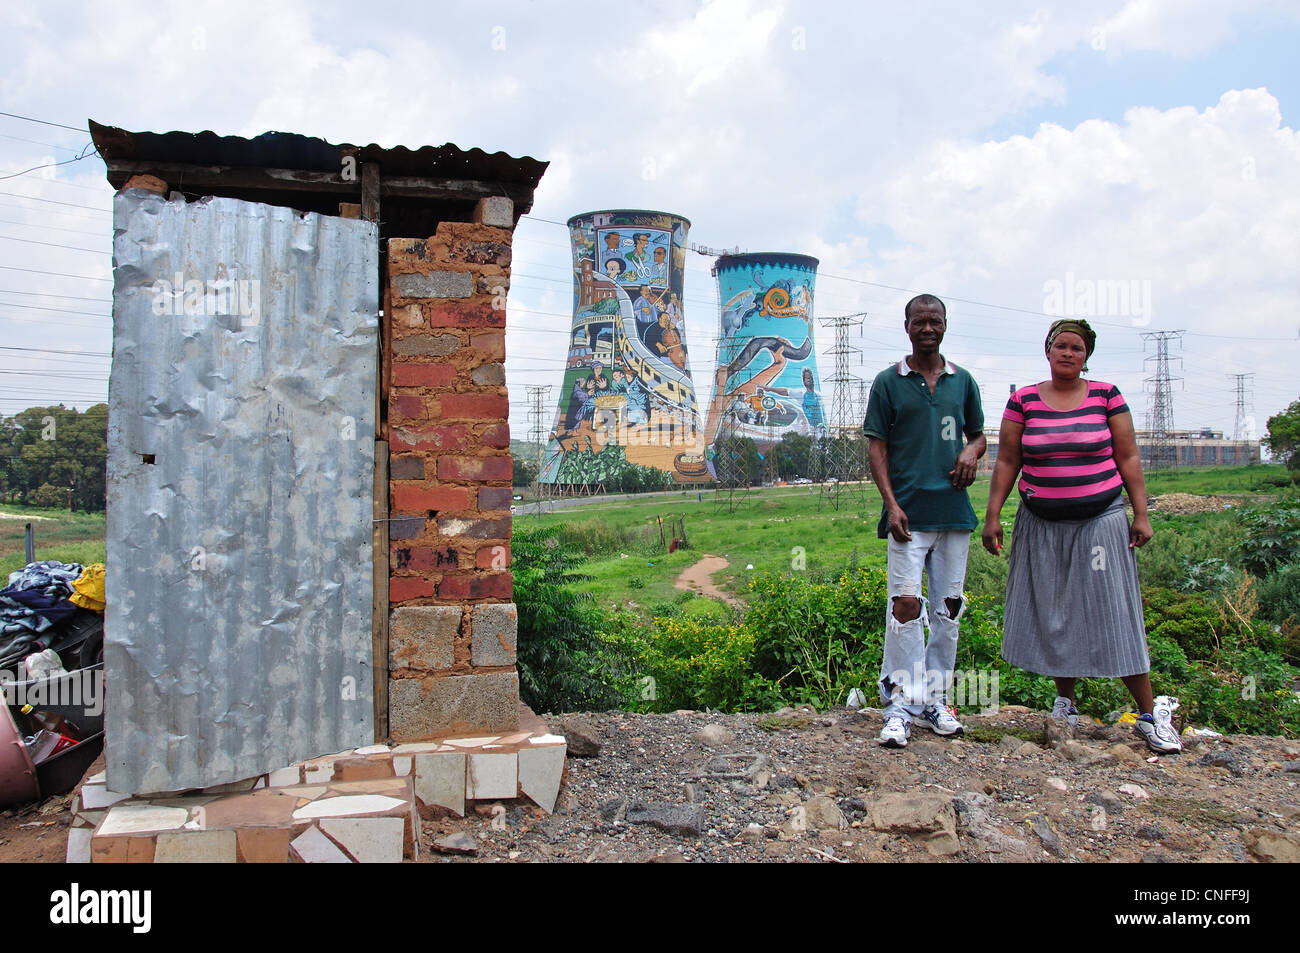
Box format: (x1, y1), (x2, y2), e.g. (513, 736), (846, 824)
(0, 560), (82, 635)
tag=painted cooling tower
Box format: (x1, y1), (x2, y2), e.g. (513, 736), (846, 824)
(703, 253), (823, 478)
(539, 210), (707, 490)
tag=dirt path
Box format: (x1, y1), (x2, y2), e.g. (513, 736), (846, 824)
(675, 554), (742, 607)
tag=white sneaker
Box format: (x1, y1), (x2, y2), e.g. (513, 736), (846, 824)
(1051, 696), (1079, 730)
(1134, 696), (1182, 754)
(877, 714), (911, 748)
(920, 703), (964, 736)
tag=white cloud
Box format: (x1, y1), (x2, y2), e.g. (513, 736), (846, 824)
(2, 0), (1297, 434)
(1096, 0), (1299, 57)
(842, 87), (1299, 429)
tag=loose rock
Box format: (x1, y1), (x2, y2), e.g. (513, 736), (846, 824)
(1242, 828), (1300, 863)
(625, 801), (704, 837)
(561, 716), (603, 757)
(803, 795), (847, 831)
(869, 792), (959, 856)
(693, 724), (736, 747)
(431, 832), (478, 856)
(1198, 750), (1246, 777)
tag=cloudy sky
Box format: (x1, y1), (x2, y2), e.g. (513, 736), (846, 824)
(2, 0), (1297, 445)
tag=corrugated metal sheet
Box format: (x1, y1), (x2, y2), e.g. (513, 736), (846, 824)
(105, 191), (378, 794)
(89, 120), (547, 202)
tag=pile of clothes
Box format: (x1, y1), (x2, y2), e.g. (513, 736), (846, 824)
(0, 561), (104, 669)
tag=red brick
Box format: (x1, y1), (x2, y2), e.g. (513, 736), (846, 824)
(437, 575), (471, 600)
(470, 331), (505, 360)
(469, 573), (513, 600)
(390, 577), (434, 602)
(391, 395), (424, 420)
(390, 456), (426, 481)
(425, 301), (505, 329)
(392, 484), (471, 512)
(390, 425), (467, 452)
(393, 363), (456, 388)
(436, 516), (510, 539)
(437, 455), (513, 482)
(405, 546), (462, 572)
(478, 487), (513, 510)
(440, 394), (509, 420)
(481, 423), (510, 449)
(476, 544), (510, 569)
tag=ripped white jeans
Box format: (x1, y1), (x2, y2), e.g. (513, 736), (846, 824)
(879, 530), (970, 720)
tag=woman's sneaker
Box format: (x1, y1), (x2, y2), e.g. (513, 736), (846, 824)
(1134, 696), (1182, 754)
(877, 714), (911, 748)
(1050, 696), (1079, 730)
(920, 703), (964, 736)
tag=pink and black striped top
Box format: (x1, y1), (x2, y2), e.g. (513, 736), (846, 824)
(1003, 381), (1129, 519)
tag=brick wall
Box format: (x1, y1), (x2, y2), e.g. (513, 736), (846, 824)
(384, 196), (520, 741)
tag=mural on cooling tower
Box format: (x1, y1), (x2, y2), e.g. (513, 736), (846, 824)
(703, 253), (824, 477)
(539, 210), (707, 487)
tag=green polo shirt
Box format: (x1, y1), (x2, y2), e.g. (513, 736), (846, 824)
(863, 356), (984, 539)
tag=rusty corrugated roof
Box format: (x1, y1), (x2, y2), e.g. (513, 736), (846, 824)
(89, 120), (547, 214)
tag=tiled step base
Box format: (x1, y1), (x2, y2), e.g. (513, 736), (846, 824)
(70, 777), (419, 863)
(68, 705), (567, 863)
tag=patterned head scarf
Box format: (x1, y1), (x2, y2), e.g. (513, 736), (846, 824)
(1045, 319), (1096, 358)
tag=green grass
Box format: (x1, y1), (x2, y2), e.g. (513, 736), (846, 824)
(1144, 464), (1285, 497)
(518, 466), (1289, 623)
(0, 504), (105, 579)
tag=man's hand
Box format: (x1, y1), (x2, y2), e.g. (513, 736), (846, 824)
(1129, 514), (1153, 549)
(887, 504), (912, 542)
(950, 444), (980, 488)
(981, 518), (1003, 556)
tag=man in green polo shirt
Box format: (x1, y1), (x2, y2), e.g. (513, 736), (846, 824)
(863, 294), (986, 748)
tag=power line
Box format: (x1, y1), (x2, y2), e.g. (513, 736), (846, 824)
(0, 191), (110, 213)
(1142, 330), (1185, 470)
(0, 265), (110, 281)
(0, 143), (99, 182)
(0, 111), (87, 133)
(0, 234), (106, 254)
(1228, 373), (1254, 441)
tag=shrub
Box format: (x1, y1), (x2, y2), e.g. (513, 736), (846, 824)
(746, 570), (886, 709)
(512, 524), (635, 713)
(1237, 500), (1300, 576)
(1142, 587), (1222, 662)
(640, 616), (762, 712)
(29, 483), (66, 509)
(1138, 510), (1242, 591)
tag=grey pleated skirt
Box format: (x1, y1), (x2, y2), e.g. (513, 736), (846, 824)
(1001, 496), (1150, 678)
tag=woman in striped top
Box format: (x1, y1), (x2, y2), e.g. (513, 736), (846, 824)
(982, 319), (1181, 754)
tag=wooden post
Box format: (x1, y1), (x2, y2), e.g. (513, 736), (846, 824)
(372, 440), (389, 742)
(361, 162), (380, 225)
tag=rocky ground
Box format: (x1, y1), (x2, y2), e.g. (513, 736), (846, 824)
(1148, 493), (1250, 515)
(4, 704), (1296, 863)
(419, 706), (1300, 863)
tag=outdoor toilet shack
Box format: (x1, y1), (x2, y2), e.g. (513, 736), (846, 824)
(90, 121), (548, 800)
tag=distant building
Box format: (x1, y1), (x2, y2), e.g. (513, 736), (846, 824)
(979, 428), (1260, 471)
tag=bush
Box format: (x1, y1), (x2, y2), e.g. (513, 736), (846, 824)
(28, 483), (66, 509)
(1256, 562), (1300, 623)
(512, 524), (636, 713)
(1138, 510), (1242, 591)
(1237, 499), (1300, 576)
(624, 560), (1300, 734)
(1142, 587), (1223, 662)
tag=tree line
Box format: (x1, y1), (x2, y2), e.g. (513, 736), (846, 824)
(0, 404), (107, 511)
